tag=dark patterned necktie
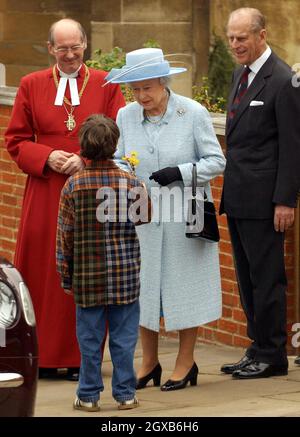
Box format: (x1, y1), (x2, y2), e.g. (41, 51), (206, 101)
(228, 66), (251, 121)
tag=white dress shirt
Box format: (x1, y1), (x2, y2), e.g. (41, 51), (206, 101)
(247, 46), (272, 86)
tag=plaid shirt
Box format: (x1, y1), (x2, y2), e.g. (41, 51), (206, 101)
(56, 160), (150, 307)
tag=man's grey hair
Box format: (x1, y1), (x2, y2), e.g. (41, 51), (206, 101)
(48, 18), (87, 45)
(229, 7), (266, 33)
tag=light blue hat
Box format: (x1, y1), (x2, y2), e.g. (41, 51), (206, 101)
(104, 48), (186, 84)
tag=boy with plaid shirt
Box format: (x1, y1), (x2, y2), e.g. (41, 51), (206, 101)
(56, 114), (150, 411)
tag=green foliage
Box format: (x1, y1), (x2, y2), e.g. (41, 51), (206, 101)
(192, 78), (226, 114)
(143, 39), (161, 49)
(207, 34), (236, 111)
(86, 40), (161, 102)
(86, 46), (133, 100)
(86, 46), (125, 72)
(86, 39), (161, 71)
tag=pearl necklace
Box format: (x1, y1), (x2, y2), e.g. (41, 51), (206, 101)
(145, 91), (169, 124)
(145, 111), (166, 124)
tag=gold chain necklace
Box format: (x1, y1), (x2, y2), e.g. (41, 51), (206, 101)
(63, 104), (76, 131)
(53, 64), (90, 131)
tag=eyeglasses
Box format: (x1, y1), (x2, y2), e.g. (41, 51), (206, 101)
(52, 44), (85, 54)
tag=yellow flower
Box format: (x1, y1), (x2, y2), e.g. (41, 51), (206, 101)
(122, 151), (140, 175)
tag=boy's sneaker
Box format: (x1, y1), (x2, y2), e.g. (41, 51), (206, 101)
(118, 396), (139, 410)
(73, 396), (100, 412)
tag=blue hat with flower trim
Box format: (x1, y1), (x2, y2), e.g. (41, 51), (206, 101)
(104, 48), (186, 84)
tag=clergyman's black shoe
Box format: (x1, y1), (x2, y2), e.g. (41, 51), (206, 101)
(295, 356), (300, 365)
(136, 363), (162, 390)
(66, 367), (80, 381)
(232, 361), (288, 379)
(38, 368), (58, 379)
(220, 355), (254, 374)
(160, 363), (198, 392)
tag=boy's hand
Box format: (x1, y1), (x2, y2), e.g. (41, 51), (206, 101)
(64, 289), (73, 295)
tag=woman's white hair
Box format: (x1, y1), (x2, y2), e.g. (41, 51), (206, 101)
(159, 76), (171, 87)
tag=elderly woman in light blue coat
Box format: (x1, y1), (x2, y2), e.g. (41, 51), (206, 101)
(105, 48), (226, 392)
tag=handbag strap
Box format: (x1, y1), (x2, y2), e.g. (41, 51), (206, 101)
(192, 163), (197, 198)
(191, 163), (207, 200)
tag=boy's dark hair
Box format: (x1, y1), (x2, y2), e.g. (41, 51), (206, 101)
(79, 114), (120, 160)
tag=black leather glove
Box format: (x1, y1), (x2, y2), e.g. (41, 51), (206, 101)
(149, 166), (182, 186)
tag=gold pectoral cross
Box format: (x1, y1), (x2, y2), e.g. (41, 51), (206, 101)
(65, 114), (76, 131)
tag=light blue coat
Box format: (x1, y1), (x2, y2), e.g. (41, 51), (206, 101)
(115, 91), (226, 332)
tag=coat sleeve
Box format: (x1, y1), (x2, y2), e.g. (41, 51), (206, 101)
(5, 76), (54, 178)
(56, 180), (74, 290)
(178, 104), (226, 186)
(272, 77), (300, 207)
(114, 108), (132, 172)
(128, 179), (152, 226)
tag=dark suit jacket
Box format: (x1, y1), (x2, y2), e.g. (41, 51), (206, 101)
(220, 52), (300, 218)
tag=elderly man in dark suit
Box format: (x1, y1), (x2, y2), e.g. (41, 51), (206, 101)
(220, 7), (300, 379)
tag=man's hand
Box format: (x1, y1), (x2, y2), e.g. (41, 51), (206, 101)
(274, 205), (295, 232)
(47, 150), (73, 173)
(60, 154), (85, 175)
(64, 289), (73, 295)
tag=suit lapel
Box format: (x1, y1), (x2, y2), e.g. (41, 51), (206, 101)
(227, 53), (276, 137)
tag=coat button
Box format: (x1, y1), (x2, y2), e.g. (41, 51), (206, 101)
(148, 146), (154, 153)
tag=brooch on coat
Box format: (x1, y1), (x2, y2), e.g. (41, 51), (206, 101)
(176, 108), (186, 116)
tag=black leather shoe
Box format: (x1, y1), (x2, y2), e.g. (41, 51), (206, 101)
(38, 368), (58, 379)
(220, 355), (254, 374)
(136, 363), (162, 389)
(66, 367), (80, 381)
(232, 361), (288, 379)
(160, 363), (198, 392)
(295, 356), (300, 365)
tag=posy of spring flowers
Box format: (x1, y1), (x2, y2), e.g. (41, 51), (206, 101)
(122, 151), (140, 175)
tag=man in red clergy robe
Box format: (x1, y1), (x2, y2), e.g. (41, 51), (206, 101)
(5, 18), (125, 380)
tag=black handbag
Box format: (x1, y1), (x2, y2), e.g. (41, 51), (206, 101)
(185, 163), (220, 243)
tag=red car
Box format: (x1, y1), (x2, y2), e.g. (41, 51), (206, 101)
(0, 257), (38, 417)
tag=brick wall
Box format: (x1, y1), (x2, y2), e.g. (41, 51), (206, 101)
(1, 99), (298, 353)
(0, 104), (25, 262)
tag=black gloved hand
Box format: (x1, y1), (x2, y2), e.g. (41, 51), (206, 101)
(149, 166), (182, 186)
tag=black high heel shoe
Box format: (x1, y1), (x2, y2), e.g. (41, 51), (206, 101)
(136, 363), (162, 389)
(160, 362), (198, 391)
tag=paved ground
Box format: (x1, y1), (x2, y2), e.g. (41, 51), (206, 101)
(35, 338), (300, 417)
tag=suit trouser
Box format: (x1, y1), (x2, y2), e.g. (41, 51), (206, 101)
(227, 217), (288, 366)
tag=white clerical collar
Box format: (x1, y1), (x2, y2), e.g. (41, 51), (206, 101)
(54, 64), (82, 106)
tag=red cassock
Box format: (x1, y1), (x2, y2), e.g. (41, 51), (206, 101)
(5, 66), (125, 367)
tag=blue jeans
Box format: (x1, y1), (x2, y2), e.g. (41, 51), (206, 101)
(76, 300), (139, 403)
